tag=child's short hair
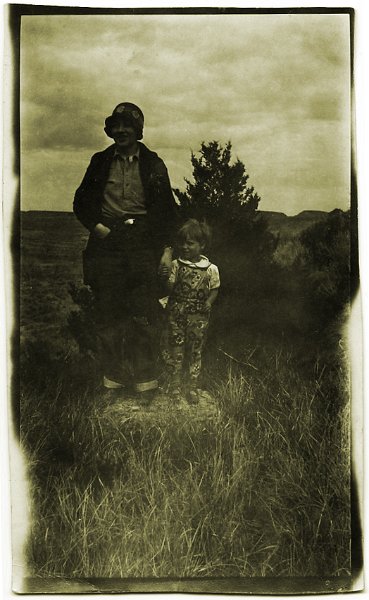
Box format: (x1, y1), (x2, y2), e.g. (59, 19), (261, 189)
(176, 219), (211, 248)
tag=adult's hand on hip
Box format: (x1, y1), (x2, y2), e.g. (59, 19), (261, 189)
(94, 223), (111, 239)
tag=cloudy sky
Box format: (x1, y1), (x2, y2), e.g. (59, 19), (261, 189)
(20, 10), (351, 216)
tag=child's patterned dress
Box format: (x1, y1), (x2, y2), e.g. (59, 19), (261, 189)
(163, 255), (220, 393)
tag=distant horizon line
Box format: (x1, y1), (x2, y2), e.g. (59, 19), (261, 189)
(20, 207), (345, 219)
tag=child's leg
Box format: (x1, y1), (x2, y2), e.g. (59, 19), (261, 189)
(186, 312), (209, 393)
(165, 305), (186, 391)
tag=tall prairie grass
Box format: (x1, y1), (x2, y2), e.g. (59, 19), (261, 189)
(20, 345), (351, 579)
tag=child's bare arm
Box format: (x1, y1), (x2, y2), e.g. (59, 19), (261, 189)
(158, 247), (173, 277)
(205, 289), (219, 310)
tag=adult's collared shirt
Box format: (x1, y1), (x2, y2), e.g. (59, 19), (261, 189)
(101, 147), (147, 218)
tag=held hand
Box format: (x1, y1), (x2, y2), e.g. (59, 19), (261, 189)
(158, 247), (173, 277)
(94, 223), (111, 239)
(158, 265), (170, 278)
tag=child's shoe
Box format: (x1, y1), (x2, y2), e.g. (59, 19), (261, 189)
(187, 388), (200, 405)
(171, 387), (182, 404)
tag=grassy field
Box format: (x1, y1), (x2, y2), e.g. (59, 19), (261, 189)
(18, 211), (352, 582)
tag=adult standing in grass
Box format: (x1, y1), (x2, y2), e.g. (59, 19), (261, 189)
(73, 102), (178, 404)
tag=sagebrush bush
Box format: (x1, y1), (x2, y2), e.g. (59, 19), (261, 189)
(296, 210), (351, 330)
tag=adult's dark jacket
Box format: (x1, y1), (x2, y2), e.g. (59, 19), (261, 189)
(73, 142), (178, 256)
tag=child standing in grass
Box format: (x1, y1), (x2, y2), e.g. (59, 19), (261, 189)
(160, 219), (220, 404)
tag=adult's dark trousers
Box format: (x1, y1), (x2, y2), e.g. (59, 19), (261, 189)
(84, 217), (159, 392)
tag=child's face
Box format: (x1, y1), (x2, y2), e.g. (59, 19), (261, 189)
(180, 236), (204, 262)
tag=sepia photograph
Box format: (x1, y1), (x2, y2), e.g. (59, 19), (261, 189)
(2, 3), (364, 595)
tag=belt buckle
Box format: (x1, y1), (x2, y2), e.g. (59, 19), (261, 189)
(124, 218), (135, 226)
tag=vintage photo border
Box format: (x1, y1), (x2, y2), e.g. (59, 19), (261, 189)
(2, 2), (365, 596)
